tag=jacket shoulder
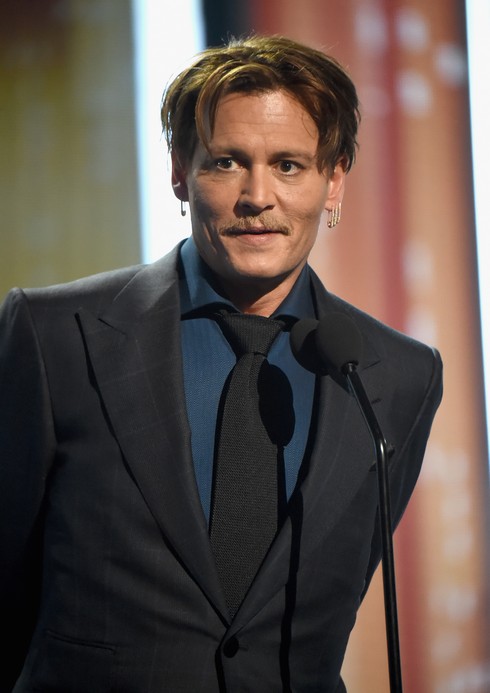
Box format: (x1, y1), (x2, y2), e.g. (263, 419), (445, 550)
(310, 270), (442, 389)
(2, 244), (183, 316)
(23, 264), (144, 308)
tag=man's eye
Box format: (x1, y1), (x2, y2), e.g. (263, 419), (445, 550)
(216, 158), (237, 170)
(277, 161), (300, 174)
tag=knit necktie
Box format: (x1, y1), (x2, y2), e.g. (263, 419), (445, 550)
(210, 312), (293, 618)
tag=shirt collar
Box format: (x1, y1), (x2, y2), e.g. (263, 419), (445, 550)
(179, 236), (315, 320)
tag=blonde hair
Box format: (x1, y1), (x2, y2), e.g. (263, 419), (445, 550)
(161, 35), (360, 174)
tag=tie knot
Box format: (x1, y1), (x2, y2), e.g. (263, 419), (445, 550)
(218, 313), (283, 357)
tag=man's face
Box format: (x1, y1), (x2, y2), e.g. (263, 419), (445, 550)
(173, 89), (345, 307)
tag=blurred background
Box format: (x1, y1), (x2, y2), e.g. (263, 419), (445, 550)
(1, 1), (489, 690)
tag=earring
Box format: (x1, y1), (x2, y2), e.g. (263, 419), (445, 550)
(327, 202), (341, 228)
(180, 200), (187, 217)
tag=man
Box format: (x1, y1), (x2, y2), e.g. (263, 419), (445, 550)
(0, 35), (442, 691)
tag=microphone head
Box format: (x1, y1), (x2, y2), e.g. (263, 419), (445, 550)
(290, 318), (327, 374)
(315, 313), (363, 373)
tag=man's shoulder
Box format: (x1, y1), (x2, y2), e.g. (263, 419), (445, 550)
(6, 245), (182, 314)
(25, 264), (142, 301)
(310, 274), (441, 385)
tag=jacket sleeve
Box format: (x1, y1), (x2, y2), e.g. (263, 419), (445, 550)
(0, 288), (57, 692)
(360, 345), (443, 599)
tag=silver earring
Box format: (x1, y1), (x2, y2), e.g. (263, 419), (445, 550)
(327, 202), (341, 228)
(180, 200), (187, 217)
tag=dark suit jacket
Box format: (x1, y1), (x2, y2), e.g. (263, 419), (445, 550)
(0, 244), (442, 692)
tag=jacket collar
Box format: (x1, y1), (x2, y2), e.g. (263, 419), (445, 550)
(229, 269), (384, 630)
(78, 245), (229, 621)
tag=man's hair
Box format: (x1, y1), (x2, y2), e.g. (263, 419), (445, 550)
(161, 34), (360, 174)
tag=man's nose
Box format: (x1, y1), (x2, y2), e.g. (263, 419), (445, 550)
(237, 167), (275, 214)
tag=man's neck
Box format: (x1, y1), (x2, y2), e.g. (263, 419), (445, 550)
(222, 276), (300, 317)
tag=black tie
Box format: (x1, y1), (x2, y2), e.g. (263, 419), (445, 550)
(210, 312), (293, 618)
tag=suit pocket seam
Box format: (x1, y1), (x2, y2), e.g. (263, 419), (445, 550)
(44, 628), (116, 653)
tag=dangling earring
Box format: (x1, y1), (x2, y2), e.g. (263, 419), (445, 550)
(327, 202), (341, 228)
(180, 200), (187, 217)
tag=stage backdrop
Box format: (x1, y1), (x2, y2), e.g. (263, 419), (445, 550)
(0, 0), (140, 297)
(202, 1), (490, 691)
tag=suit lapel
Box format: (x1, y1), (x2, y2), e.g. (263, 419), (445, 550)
(231, 271), (384, 629)
(298, 271), (384, 525)
(77, 248), (228, 618)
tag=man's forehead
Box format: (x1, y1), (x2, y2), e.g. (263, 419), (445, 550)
(208, 90), (319, 141)
(213, 88), (305, 117)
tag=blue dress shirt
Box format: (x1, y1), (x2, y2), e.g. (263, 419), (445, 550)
(179, 237), (316, 522)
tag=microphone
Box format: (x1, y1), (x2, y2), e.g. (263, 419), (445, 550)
(290, 313), (362, 375)
(290, 314), (403, 693)
(289, 318), (326, 374)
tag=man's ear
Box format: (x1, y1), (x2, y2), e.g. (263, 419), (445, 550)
(171, 157), (189, 202)
(325, 159), (347, 211)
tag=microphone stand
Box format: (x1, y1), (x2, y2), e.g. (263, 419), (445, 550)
(343, 363), (403, 693)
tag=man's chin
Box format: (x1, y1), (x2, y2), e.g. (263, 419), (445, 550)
(223, 267), (294, 292)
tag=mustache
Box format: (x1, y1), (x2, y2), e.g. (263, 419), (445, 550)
(220, 215), (292, 236)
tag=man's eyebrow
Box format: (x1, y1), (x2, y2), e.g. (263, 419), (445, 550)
(273, 150), (317, 162)
(208, 146), (318, 162)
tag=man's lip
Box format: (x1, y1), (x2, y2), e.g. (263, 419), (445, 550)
(225, 228), (285, 236)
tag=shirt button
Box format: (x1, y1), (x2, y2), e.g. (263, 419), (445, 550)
(223, 636), (239, 657)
